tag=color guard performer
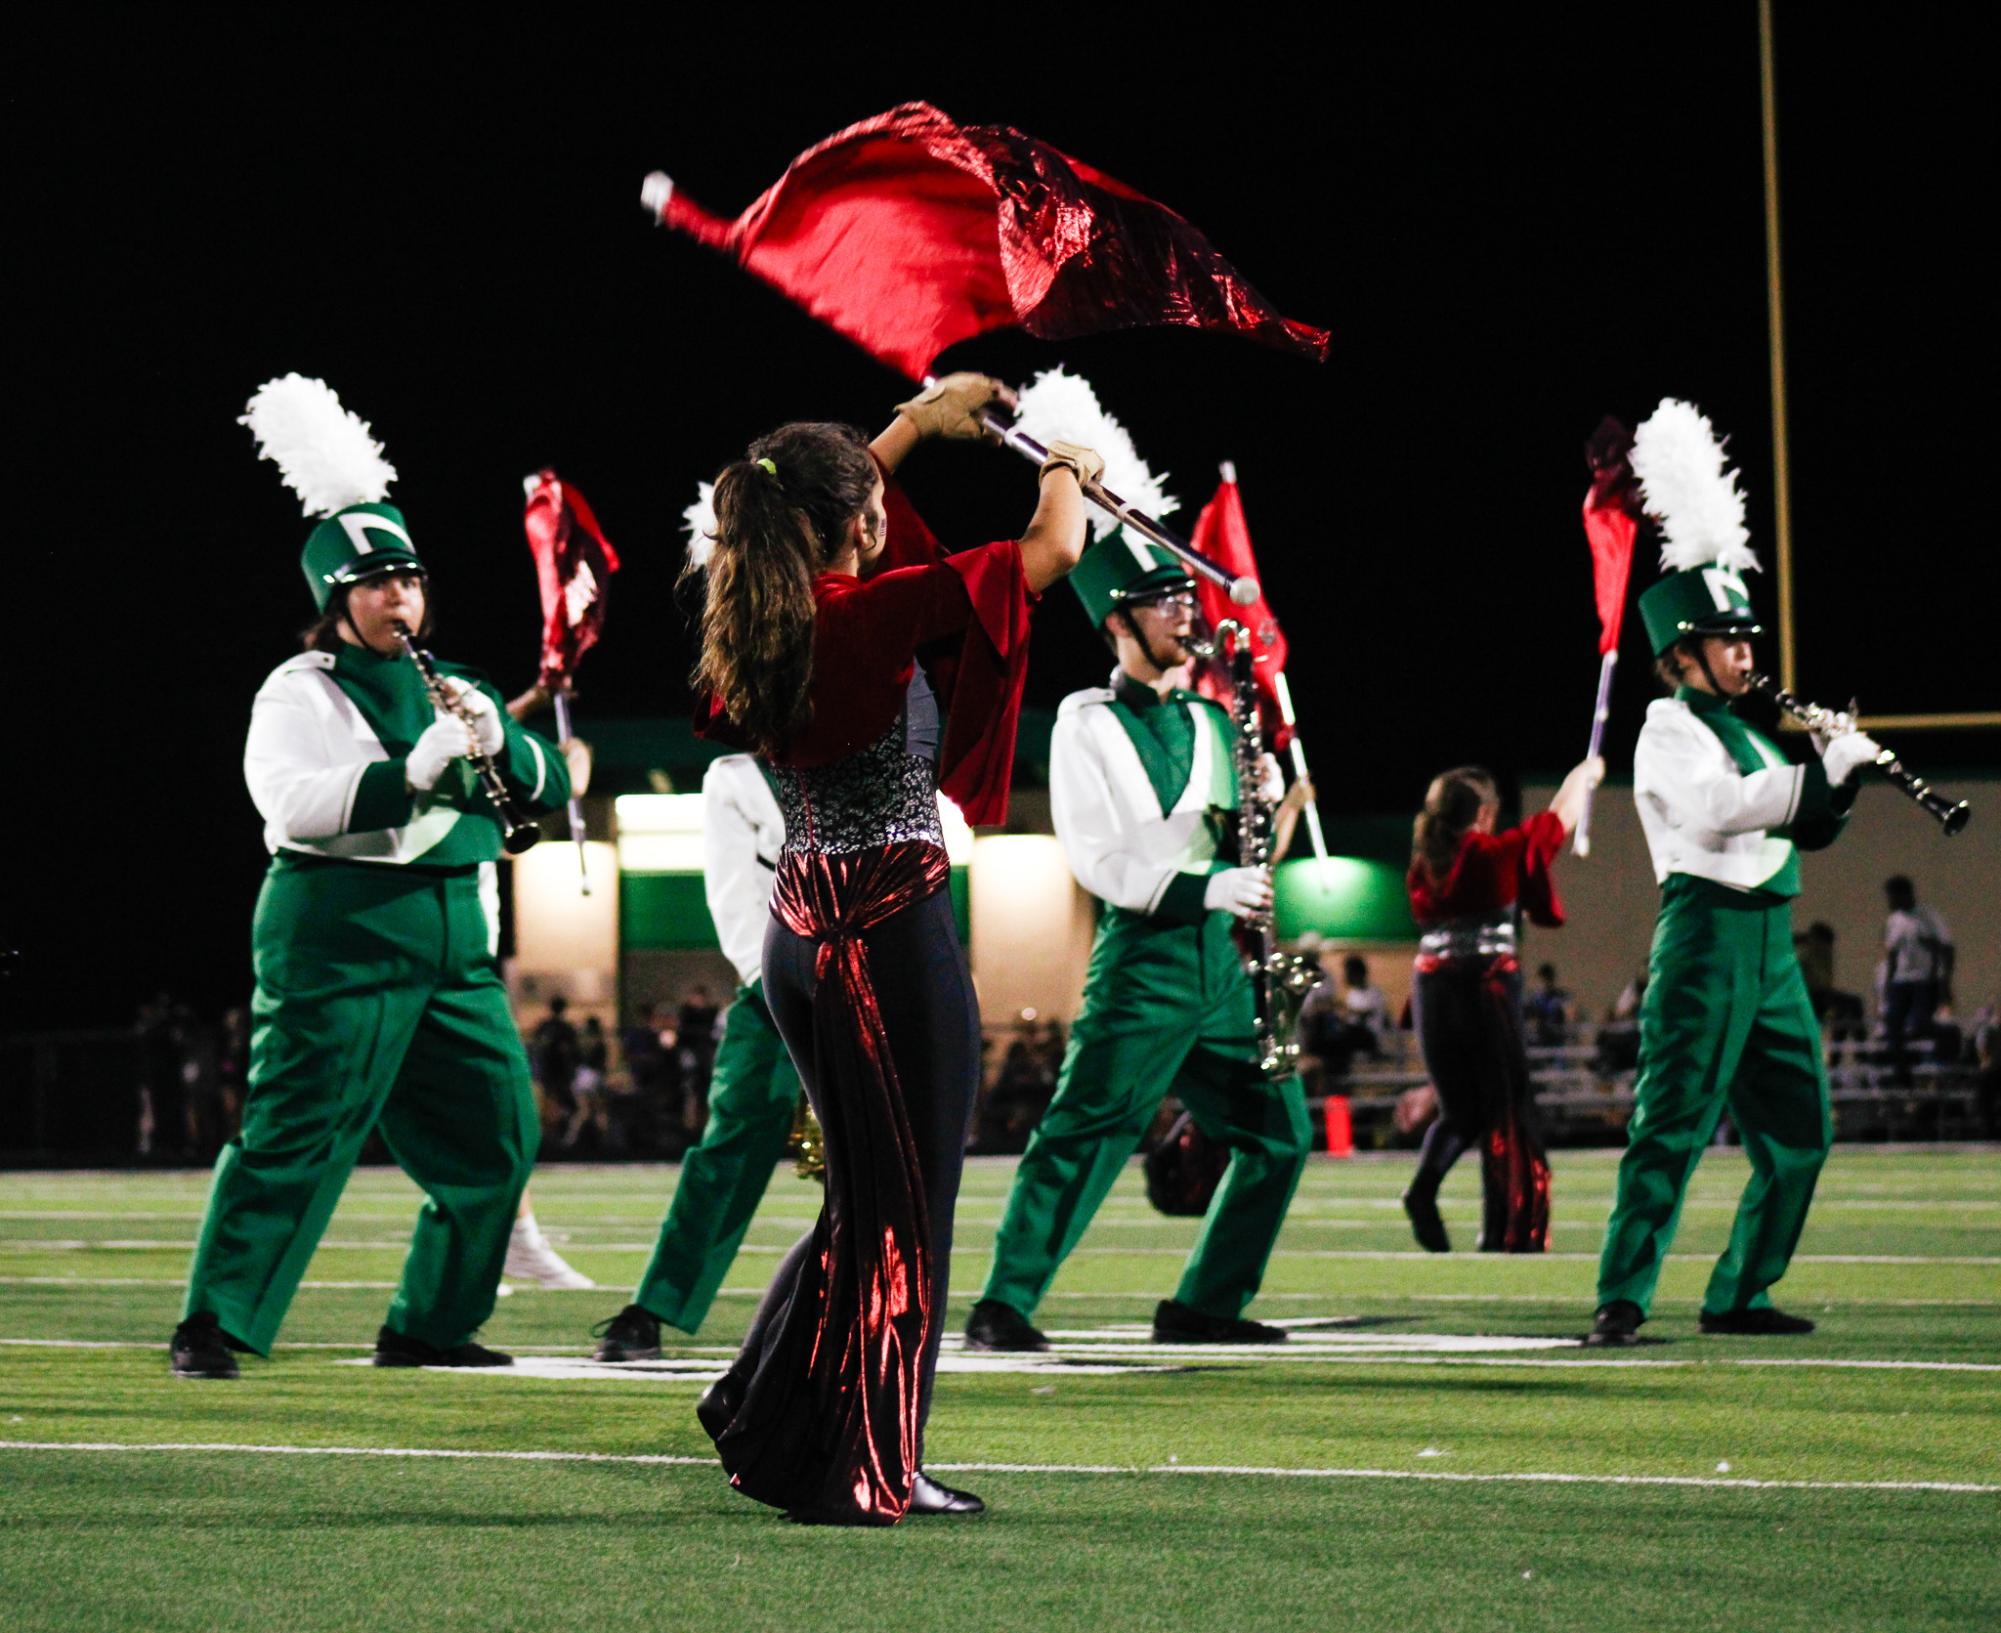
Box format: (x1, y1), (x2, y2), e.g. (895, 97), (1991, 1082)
(968, 535), (1314, 1352)
(1587, 401), (1879, 1346)
(172, 377), (572, 1377)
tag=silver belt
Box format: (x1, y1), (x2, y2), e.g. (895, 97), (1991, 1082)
(1417, 915), (1517, 960)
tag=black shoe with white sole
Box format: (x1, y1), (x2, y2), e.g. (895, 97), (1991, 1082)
(1698, 1305), (1815, 1336)
(371, 1325), (512, 1368)
(170, 1312), (240, 1379)
(591, 1304), (663, 1362)
(1584, 1299), (1645, 1347)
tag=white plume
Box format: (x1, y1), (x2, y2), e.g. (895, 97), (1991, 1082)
(1011, 366), (1176, 539)
(240, 374), (397, 517)
(1630, 397), (1758, 574)
(683, 480), (719, 569)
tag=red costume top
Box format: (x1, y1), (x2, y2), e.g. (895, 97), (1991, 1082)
(699, 472), (1032, 826)
(1406, 809), (1567, 929)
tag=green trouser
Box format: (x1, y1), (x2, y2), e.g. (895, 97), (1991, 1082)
(981, 906), (1312, 1321)
(633, 982), (800, 1334)
(184, 856), (539, 1355)
(1596, 875), (1831, 1318)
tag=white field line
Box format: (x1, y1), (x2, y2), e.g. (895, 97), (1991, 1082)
(7, 1198), (1996, 1224)
(0, 1439), (1991, 1495)
(4, 1336), (1997, 1373)
(3, 1277), (1995, 1311)
(8, 1240), (1998, 1266)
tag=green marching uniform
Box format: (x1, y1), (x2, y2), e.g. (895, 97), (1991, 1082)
(1594, 556), (1855, 1327)
(626, 754), (799, 1335)
(977, 537), (1312, 1332)
(183, 500), (571, 1357)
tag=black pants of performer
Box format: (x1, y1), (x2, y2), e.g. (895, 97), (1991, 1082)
(742, 885), (979, 1463)
(1409, 957), (1551, 1252)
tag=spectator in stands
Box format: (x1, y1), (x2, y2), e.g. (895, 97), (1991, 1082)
(1594, 971), (1647, 1076)
(675, 983), (723, 1132)
(135, 992), (193, 1159)
(562, 1016), (613, 1151)
(1973, 998), (2000, 1139)
(1882, 876), (1954, 1083)
(530, 997), (580, 1119)
(619, 1003), (680, 1155)
(1524, 964), (1573, 1047)
(1341, 957), (1390, 1060)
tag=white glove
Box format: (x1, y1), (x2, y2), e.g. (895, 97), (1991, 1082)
(1203, 866), (1272, 920)
(405, 712), (472, 793)
(1257, 753), (1285, 803)
(441, 678), (506, 755)
(1822, 731), (1883, 788)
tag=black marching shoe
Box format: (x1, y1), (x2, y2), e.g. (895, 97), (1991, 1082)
(964, 1298), (1049, 1353)
(1584, 1300), (1645, 1347)
(591, 1304), (663, 1362)
(1402, 1190), (1451, 1253)
(371, 1325), (513, 1368)
(908, 1472), (986, 1516)
(1152, 1299), (1288, 1345)
(1699, 1306), (1816, 1336)
(170, 1312), (240, 1379)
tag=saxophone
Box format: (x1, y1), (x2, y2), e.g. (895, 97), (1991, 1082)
(1193, 620), (1318, 1078)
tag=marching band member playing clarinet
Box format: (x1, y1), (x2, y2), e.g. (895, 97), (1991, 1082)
(967, 535), (1314, 1354)
(1403, 759), (1601, 1254)
(173, 377), (572, 1378)
(686, 376), (1090, 1525)
(1587, 401), (1879, 1347)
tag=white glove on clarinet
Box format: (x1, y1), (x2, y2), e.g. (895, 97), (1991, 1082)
(1821, 730), (1883, 788)
(1203, 866), (1272, 921)
(440, 678), (506, 756)
(405, 712), (473, 793)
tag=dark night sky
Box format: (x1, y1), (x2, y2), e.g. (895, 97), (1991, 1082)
(9, 8), (1993, 1031)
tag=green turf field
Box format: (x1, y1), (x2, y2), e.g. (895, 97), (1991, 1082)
(3, 1147), (1996, 1632)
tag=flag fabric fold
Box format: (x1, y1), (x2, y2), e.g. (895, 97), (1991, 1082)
(523, 470), (621, 685)
(1189, 473), (1293, 753)
(1582, 418), (1641, 656)
(649, 102), (1329, 380)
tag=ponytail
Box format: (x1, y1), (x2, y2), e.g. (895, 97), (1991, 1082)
(682, 421), (879, 754)
(1412, 766), (1498, 882)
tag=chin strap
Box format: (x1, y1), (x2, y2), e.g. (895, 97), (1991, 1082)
(1113, 607), (1181, 679)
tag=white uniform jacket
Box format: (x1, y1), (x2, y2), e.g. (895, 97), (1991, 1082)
(243, 652), (549, 866)
(702, 755), (786, 987)
(1632, 697), (1815, 891)
(1048, 685), (1234, 919)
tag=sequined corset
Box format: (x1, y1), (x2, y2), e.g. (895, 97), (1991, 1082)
(776, 723), (943, 857)
(1416, 912), (1518, 962)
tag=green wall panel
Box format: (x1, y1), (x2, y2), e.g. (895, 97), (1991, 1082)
(1273, 856), (1415, 942)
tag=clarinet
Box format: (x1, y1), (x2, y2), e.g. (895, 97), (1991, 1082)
(1746, 673), (1971, 837)
(1193, 621), (1317, 1078)
(391, 622), (543, 854)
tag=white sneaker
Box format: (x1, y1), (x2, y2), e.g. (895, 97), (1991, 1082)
(504, 1217), (595, 1289)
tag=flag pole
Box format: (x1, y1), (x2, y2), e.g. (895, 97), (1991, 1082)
(1572, 649), (1617, 857)
(923, 377), (1259, 604)
(549, 685), (593, 895)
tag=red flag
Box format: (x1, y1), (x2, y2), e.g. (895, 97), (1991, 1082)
(1581, 416), (1641, 656)
(1189, 472), (1293, 752)
(523, 470), (621, 684)
(648, 102), (1329, 381)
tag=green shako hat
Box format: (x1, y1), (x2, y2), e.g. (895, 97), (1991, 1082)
(1069, 529), (1194, 627)
(241, 374), (421, 610)
(1629, 398), (1765, 656)
(299, 503), (424, 608)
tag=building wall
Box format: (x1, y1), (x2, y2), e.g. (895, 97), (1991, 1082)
(1522, 773), (1999, 1025)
